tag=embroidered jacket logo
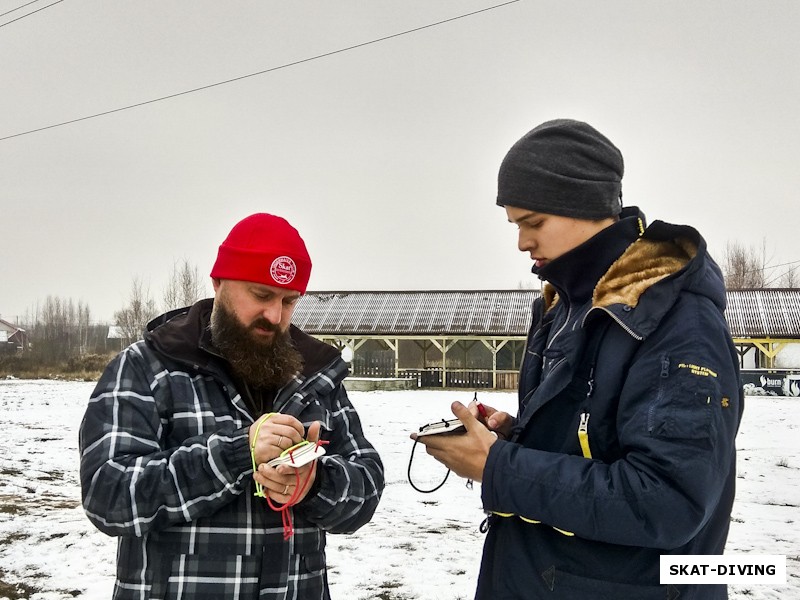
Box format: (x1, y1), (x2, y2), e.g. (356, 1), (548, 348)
(270, 256), (297, 285)
(678, 363), (718, 378)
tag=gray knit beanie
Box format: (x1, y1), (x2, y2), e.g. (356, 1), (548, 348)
(496, 119), (624, 219)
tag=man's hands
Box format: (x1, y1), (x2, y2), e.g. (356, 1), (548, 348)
(476, 402), (515, 441)
(250, 415), (322, 504)
(412, 401), (511, 483)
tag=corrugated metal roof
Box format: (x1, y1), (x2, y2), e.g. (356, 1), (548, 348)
(294, 289), (800, 338)
(725, 289), (800, 337)
(293, 291), (538, 335)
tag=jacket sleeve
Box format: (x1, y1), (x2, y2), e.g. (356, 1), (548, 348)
(301, 383), (384, 534)
(79, 344), (253, 537)
(482, 294), (743, 549)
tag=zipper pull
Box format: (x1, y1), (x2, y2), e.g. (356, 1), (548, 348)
(578, 412), (592, 459)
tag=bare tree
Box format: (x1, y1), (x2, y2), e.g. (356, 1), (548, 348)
(77, 301), (91, 356)
(163, 259), (206, 312)
(115, 277), (159, 344)
(777, 265), (799, 289)
(721, 240), (768, 289)
(24, 296), (96, 361)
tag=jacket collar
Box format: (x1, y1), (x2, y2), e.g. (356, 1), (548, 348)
(539, 207), (723, 340)
(537, 209), (644, 305)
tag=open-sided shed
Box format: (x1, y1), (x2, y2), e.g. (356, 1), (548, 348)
(293, 289), (800, 388)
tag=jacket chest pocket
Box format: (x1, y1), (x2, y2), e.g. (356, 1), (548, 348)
(647, 355), (717, 445)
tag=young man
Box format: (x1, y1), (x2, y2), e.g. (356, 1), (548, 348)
(416, 119), (743, 599)
(80, 213), (384, 600)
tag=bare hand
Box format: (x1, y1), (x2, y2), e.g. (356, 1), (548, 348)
(249, 413), (305, 465)
(254, 421), (322, 504)
(470, 402), (514, 440)
(411, 401), (498, 482)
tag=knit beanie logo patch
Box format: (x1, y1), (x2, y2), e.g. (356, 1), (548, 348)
(270, 256), (297, 285)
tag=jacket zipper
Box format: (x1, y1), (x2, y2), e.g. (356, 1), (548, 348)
(582, 306), (643, 341)
(577, 412), (592, 459)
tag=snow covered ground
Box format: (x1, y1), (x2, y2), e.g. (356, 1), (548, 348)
(0, 380), (797, 599)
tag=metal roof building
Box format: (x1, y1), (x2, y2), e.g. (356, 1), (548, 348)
(293, 289), (800, 387)
(725, 289), (800, 367)
(293, 290), (535, 336)
(725, 289), (800, 337)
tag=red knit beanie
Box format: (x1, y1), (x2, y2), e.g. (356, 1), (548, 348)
(210, 214), (312, 293)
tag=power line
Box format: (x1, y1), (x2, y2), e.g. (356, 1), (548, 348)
(766, 259), (800, 270)
(0, 0), (41, 18)
(744, 258), (800, 275)
(0, 0), (63, 28)
(0, 0), (519, 142)
(762, 261), (800, 287)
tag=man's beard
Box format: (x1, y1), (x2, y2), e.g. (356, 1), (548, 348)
(209, 298), (303, 389)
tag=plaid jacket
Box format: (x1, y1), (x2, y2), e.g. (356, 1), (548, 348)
(79, 300), (384, 600)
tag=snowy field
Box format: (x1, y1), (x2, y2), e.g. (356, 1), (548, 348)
(0, 380), (798, 599)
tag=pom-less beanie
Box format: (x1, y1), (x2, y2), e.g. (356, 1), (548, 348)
(210, 213), (312, 294)
(496, 119), (624, 219)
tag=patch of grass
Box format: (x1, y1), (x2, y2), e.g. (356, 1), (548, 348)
(0, 533), (27, 547)
(356, 581), (414, 600)
(0, 570), (41, 600)
(765, 500), (799, 508)
(450, 569), (466, 576)
(375, 583), (412, 600)
(394, 542), (416, 552)
(0, 504), (23, 515)
(0, 352), (113, 381)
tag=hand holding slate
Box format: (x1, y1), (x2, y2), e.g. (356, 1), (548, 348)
(412, 401), (499, 483)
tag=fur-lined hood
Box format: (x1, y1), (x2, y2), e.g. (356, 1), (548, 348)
(542, 209), (727, 340)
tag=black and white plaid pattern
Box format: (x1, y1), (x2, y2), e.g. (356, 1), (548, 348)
(80, 340), (384, 600)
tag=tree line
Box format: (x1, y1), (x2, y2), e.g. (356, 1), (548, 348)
(1, 260), (207, 378)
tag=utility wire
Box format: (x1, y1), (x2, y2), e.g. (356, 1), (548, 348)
(0, 0), (519, 142)
(0, 0), (41, 18)
(762, 262), (800, 288)
(743, 258), (800, 275)
(0, 0), (63, 28)
(765, 259), (800, 270)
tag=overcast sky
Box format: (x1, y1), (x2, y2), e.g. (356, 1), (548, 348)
(1, 0), (798, 323)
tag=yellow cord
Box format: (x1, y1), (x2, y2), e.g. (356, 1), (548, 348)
(491, 512), (575, 536)
(250, 413), (276, 498)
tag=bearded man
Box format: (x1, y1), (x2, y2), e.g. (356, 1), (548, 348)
(79, 213), (384, 600)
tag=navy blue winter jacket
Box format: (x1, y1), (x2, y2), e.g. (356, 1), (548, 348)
(477, 208), (743, 599)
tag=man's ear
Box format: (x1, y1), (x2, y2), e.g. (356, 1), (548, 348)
(211, 277), (221, 292)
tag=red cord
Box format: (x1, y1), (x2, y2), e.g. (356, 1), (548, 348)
(264, 439), (329, 540)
